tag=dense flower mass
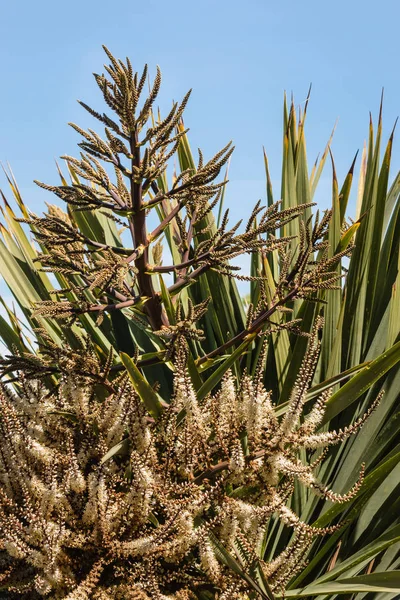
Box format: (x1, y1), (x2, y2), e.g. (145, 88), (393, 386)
(0, 321), (379, 599)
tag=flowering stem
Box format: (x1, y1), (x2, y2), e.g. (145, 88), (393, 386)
(197, 286), (299, 366)
(129, 130), (167, 330)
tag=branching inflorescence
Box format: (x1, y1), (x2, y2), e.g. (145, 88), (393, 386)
(0, 322), (380, 599)
(18, 46), (350, 348)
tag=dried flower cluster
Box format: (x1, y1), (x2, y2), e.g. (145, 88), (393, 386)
(0, 321), (379, 599)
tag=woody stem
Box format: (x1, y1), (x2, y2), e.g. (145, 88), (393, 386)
(129, 130), (167, 330)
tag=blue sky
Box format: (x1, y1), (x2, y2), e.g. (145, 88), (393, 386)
(0, 0), (399, 278)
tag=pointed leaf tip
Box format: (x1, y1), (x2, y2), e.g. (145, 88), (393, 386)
(349, 149), (359, 175)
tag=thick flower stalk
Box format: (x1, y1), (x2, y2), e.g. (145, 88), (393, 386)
(0, 321), (379, 599)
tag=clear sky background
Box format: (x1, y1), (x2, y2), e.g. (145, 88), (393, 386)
(0, 0), (399, 285)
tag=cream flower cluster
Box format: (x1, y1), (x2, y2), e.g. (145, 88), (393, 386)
(0, 324), (378, 599)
